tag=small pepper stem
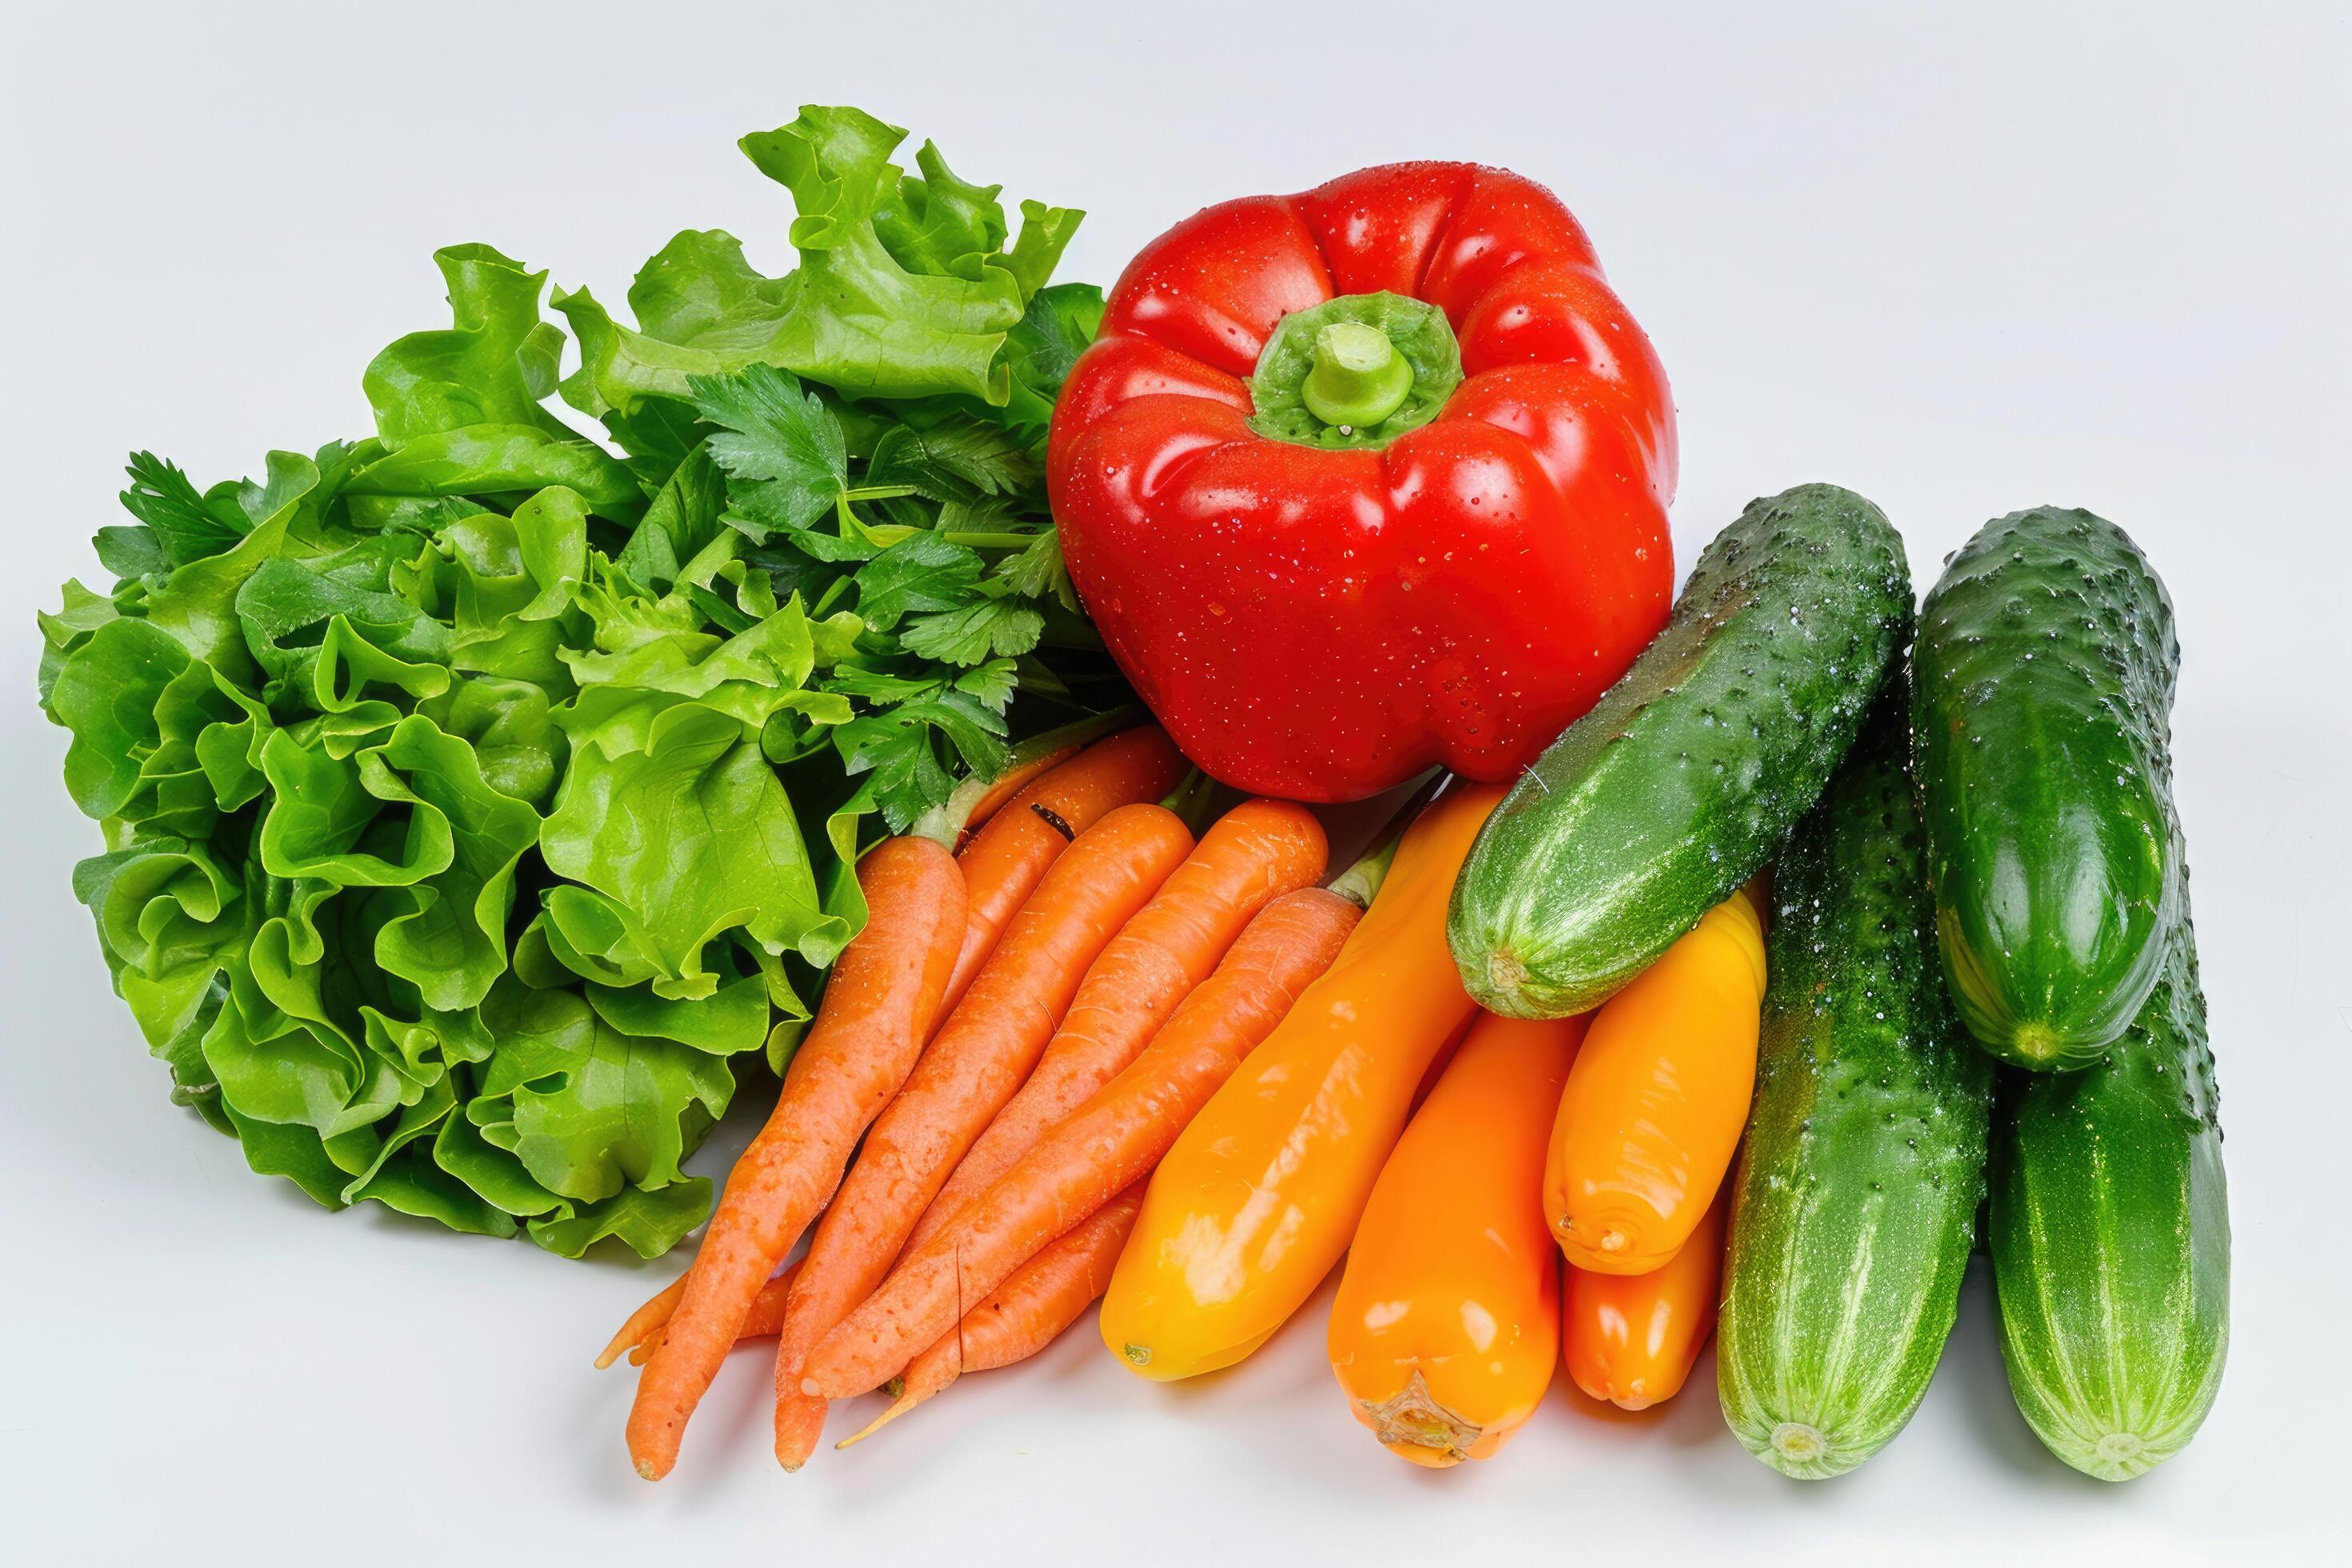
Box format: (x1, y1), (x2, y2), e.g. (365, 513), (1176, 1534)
(1246, 291), (1461, 451)
(1301, 322), (1414, 429)
(1326, 770), (1450, 909)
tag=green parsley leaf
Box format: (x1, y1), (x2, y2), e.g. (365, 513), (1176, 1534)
(853, 532), (984, 630)
(994, 527), (1080, 612)
(771, 522), (884, 564)
(119, 451), (250, 570)
(833, 714), (956, 830)
(902, 596), (1045, 665)
(93, 523), (170, 582)
(897, 687), (1010, 772)
(690, 364), (850, 536)
(865, 417), (1039, 502)
(954, 658), (1019, 713)
(997, 282), (1108, 428)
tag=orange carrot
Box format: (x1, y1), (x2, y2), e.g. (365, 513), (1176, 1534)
(615, 1259), (802, 1368)
(771, 802), (1196, 1466)
(909, 708), (1146, 851)
(899, 798), (1328, 1260)
(958, 747), (1086, 842)
(835, 1183), (1148, 1450)
(622, 836), (966, 1482)
(940, 727), (1186, 1014)
(599, 1275), (690, 1370)
(799, 886), (1361, 1402)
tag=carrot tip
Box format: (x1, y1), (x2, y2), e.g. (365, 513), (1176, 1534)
(633, 1458), (661, 1482)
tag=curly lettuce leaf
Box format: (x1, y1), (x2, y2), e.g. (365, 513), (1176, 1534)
(558, 106), (1082, 426)
(471, 980), (733, 1201)
(358, 716), (542, 1012)
(414, 485), (588, 694)
(737, 106), (1033, 404)
(552, 230), (797, 422)
(345, 424), (640, 516)
(540, 702), (843, 1000)
(363, 244), (573, 445)
(348, 246), (640, 518)
(49, 479), (805, 1259)
(73, 837), (246, 1057)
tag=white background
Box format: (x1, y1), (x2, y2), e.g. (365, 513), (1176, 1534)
(4, 2), (2346, 1562)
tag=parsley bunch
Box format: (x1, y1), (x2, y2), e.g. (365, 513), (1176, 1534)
(686, 353), (1109, 830)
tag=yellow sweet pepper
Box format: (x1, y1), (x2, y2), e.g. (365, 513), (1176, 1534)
(1099, 782), (1505, 1381)
(1543, 889), (1766, 1275)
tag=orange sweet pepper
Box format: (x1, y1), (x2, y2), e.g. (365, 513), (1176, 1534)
(1329, 1010), (1584, 1465)
(1562, 1182), (1728, 1410)
(1544, 890), (1765, 1274)
(1100, 782), (1505, 1380)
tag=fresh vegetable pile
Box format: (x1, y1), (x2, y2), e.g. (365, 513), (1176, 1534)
(40, 115), (2226, 1488)
(597, 505), (2222, 1482)
(37, 107), (1125, 1257)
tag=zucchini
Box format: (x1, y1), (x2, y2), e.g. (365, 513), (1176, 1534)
(1717, 685), (1993, 1479)
(1990, 888), (2229, 1481)
(1449, 482), (1910, 1018)
(1912, 506), (2180, 1068)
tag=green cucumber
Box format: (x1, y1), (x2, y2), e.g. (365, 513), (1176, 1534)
(1989, 888), (2229, 1482)
(1912, 506), (2180, 1068)
(1717, 686), (1993, 1480)
(1449, 482), (1910, 1018)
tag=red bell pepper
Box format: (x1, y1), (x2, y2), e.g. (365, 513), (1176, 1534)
(1046, 162), (1677, 802)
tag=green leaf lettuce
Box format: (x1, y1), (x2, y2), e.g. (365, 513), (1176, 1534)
(38, 106), (1121, 1259)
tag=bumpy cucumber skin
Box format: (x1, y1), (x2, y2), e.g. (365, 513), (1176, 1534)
(1718, 686), (1992, 1480)
(1913, 506), (2180, 1069)
(1990, 882), (2228, 1482)
(1448, 483), (1910, 1018)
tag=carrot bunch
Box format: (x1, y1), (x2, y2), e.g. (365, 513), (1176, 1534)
(607, 723), (1364, 1474)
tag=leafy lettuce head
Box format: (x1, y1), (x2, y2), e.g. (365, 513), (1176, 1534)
(37, 110), (1109, 1257)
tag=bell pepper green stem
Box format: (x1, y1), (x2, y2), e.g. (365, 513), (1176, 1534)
(1246, 291), (1462, 452)
(1301, 322), (1414, 429)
